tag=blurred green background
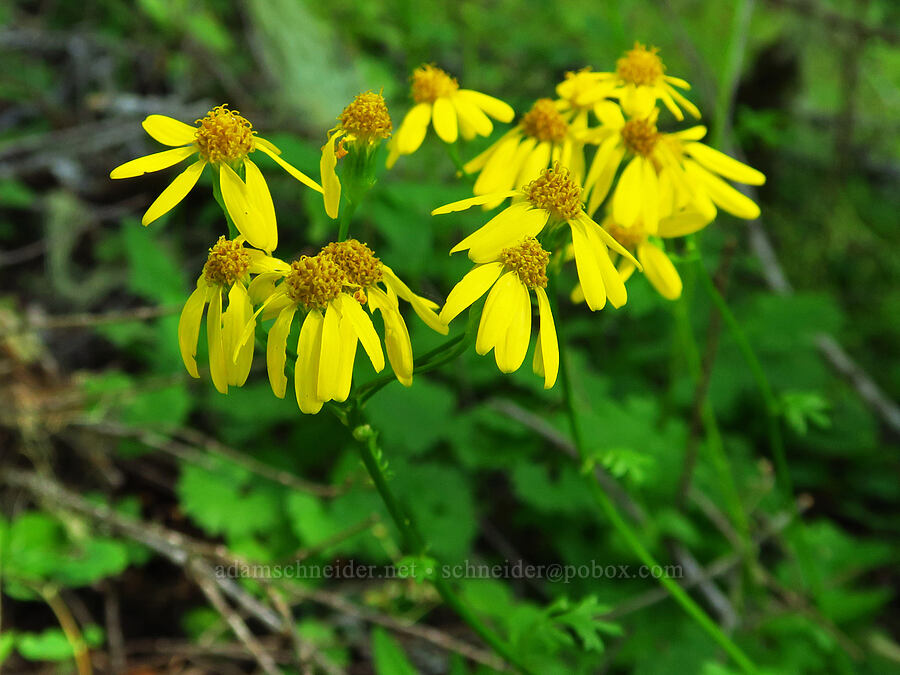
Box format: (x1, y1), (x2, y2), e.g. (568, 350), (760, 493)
(1, 0), (899, 673)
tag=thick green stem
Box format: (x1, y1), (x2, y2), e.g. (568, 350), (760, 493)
(211, 173), (239, 240)
(555, 297), (757, 674)
(348, 420), (536, 675)
(337, 200), (357, 242)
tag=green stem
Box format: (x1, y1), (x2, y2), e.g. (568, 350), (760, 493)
(711, 0), (755, 149)
(337, 201), (358, 242)
(555, 298), (757, 675)
(347, 419), (536, 675)
(211, 173), (239, 240)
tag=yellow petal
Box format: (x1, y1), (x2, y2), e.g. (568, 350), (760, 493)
(339, 294), (384, 372)
(432, 190), (520, 215)
(380, 266), (448, 335)
(473, 134), (522, 195)
(457, 90), (515, 122)
(460, 204), (550, 263)
(638, 241), (682, 300)
(334, 311), (358, 403)
(593, 237), (627, 309)
(516, 141), (552, 186)
(320, 131), (342, 219)
(451, 94), (493, 138)
(370, 288), (414, 387)
(111, 145), (196, 179)
(580, 214), (640, 269)
(494, 278), (530, 373)
(684, 160), (760, 219)
(593, 101), (625, 128)
(317, 300), (343, 401)
(141, 159), (206, 226)
(295, 310), (325, 414)
(612, 156), (643, 227)
(674, 125), (707, 141)
(253, 136), (282, 155)
(667, 86), (701, 119)
(206, 287), (228, 394)
(394, 102), (433, 154)
(658, 209), (712, 237)
(219, 163), (266, 248)
(255, 143), (323, 193)
(440, 262), (504, 325)
(432, 97), (459, 143)
(585, 136), (625, 216)
(178, 282), (210, 378)
(684, 142), (765, 185)
(224, 282), (255, 386)
(247, 250), (291, 275)
(142, 114), (196, 147)
(267, 304), (297, 398)
(534, 286), (559, 388)
(476, 271), (517, 355)
(463, 128), (516, 174)
(242, 159), (278, 252)
(569, 218), (606, 311)
(640, 156), (659, 234)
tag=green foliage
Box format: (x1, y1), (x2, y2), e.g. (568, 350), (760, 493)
(371, 627), (419, 675)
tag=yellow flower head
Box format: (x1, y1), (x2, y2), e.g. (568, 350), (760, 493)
(440, 238), (559, 388)
(616, 43), (665, 87)
(110, 105), (324, 252)
(433, 163), (641, 313)
(386, 64), (515, 168)
(248, 241), (446, 413)
(178, 236), (263, 395)
(463, 99), (584, 206)
(320, 92), (394, 219)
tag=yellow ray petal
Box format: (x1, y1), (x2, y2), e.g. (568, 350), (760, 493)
(494, 278), (531, 373)
(394, 102), (433, 154)
(476, 271), (517, 355)
(178, 282), (210, 378)
(657, 209), (712, 237)
(141, 159), (206, 226)
(472, 133), (523, 195)
(450, 201), (534, 257)
(253, 136), (282, 155)
(576, 214), (641, 270)
(465, 205), (550, 263)
(111, 145), (196, 179)
(242, 159), (278, 252)
(317, 300), (343, 402)
(534, 286), (559, 388)
(593, 100), (625, 129)
(457, 90), (515, 122)
(334, 312), (358, 402)
(247, 250), (291, 275)
(585, 137), (625, 217)
(224, 282), (255, 386)
(684, 142), (765, 185)
(219, 163), (267, 249)
(640, 156), (659, 234)
(142, 114), (196, 147)
(432, 97), (458, 143)
(612, 156), (643, 227)
(267, 304), (297, 399)
(464, 128), (517, 174)
(674, 125), (707, 141)
(432, 190), (520, 215)
(440, 262), (504, 324)
(255, 143), (323, 193)
(451, 94), (493, 138)
(370, 288), (414, 387)
(516, 141), (552, 186)
(569, 218), (606, 311)
(206, 287), (228, 394)
(320, 131), (342, 219)
(295, 310), (325, 414)
(684, 160), (760, 219)
(340, 294), (385, 372)
(638, 241), (682, 300)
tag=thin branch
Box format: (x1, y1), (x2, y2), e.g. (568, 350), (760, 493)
(0, 306), (179, 338)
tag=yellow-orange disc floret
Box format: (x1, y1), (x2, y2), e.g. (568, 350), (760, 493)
(195, 105), (255, 164)
(284, 255), (346, 311)
(616, 43), (666, 86)
(525, 164), (583, 221)
(202, 236), (251, 287)
(521, 99), (569, 144)
(339, 92), (393, 141)
(411, 64), (459, 103)
(320, 239), (384, 288)
(500, 239), (550, 289)
(621, 118), (660, 157)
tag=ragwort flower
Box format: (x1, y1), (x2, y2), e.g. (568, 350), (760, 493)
(110, 105), (322, 251)
(440, 238), (559, 388)
(387, 64), (514, 168)
(320, 92), (393, 218)
(251, 241), (446, 413)
(464, 98), (584, 207)
(433, 164), (640, 311)
(178, 236), (262, 394)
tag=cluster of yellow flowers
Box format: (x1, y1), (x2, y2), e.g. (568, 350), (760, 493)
(110, 43), (764, 412)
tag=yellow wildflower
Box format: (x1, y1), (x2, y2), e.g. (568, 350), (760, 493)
(321, 92), (393, 218)
(440, 238), (559, 388)
(433, 164), (640, 312)
(386, 64), (514, 168)
(178, 236), (269, 394)
(463, 98), (584, 207)
(585, 43), (700, 121)
(110, 105), (323, 251)
(248, 242), (445, 413)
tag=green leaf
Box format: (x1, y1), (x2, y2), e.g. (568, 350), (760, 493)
(15, 628), (77, 662)
(371, 627), (419, 675)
